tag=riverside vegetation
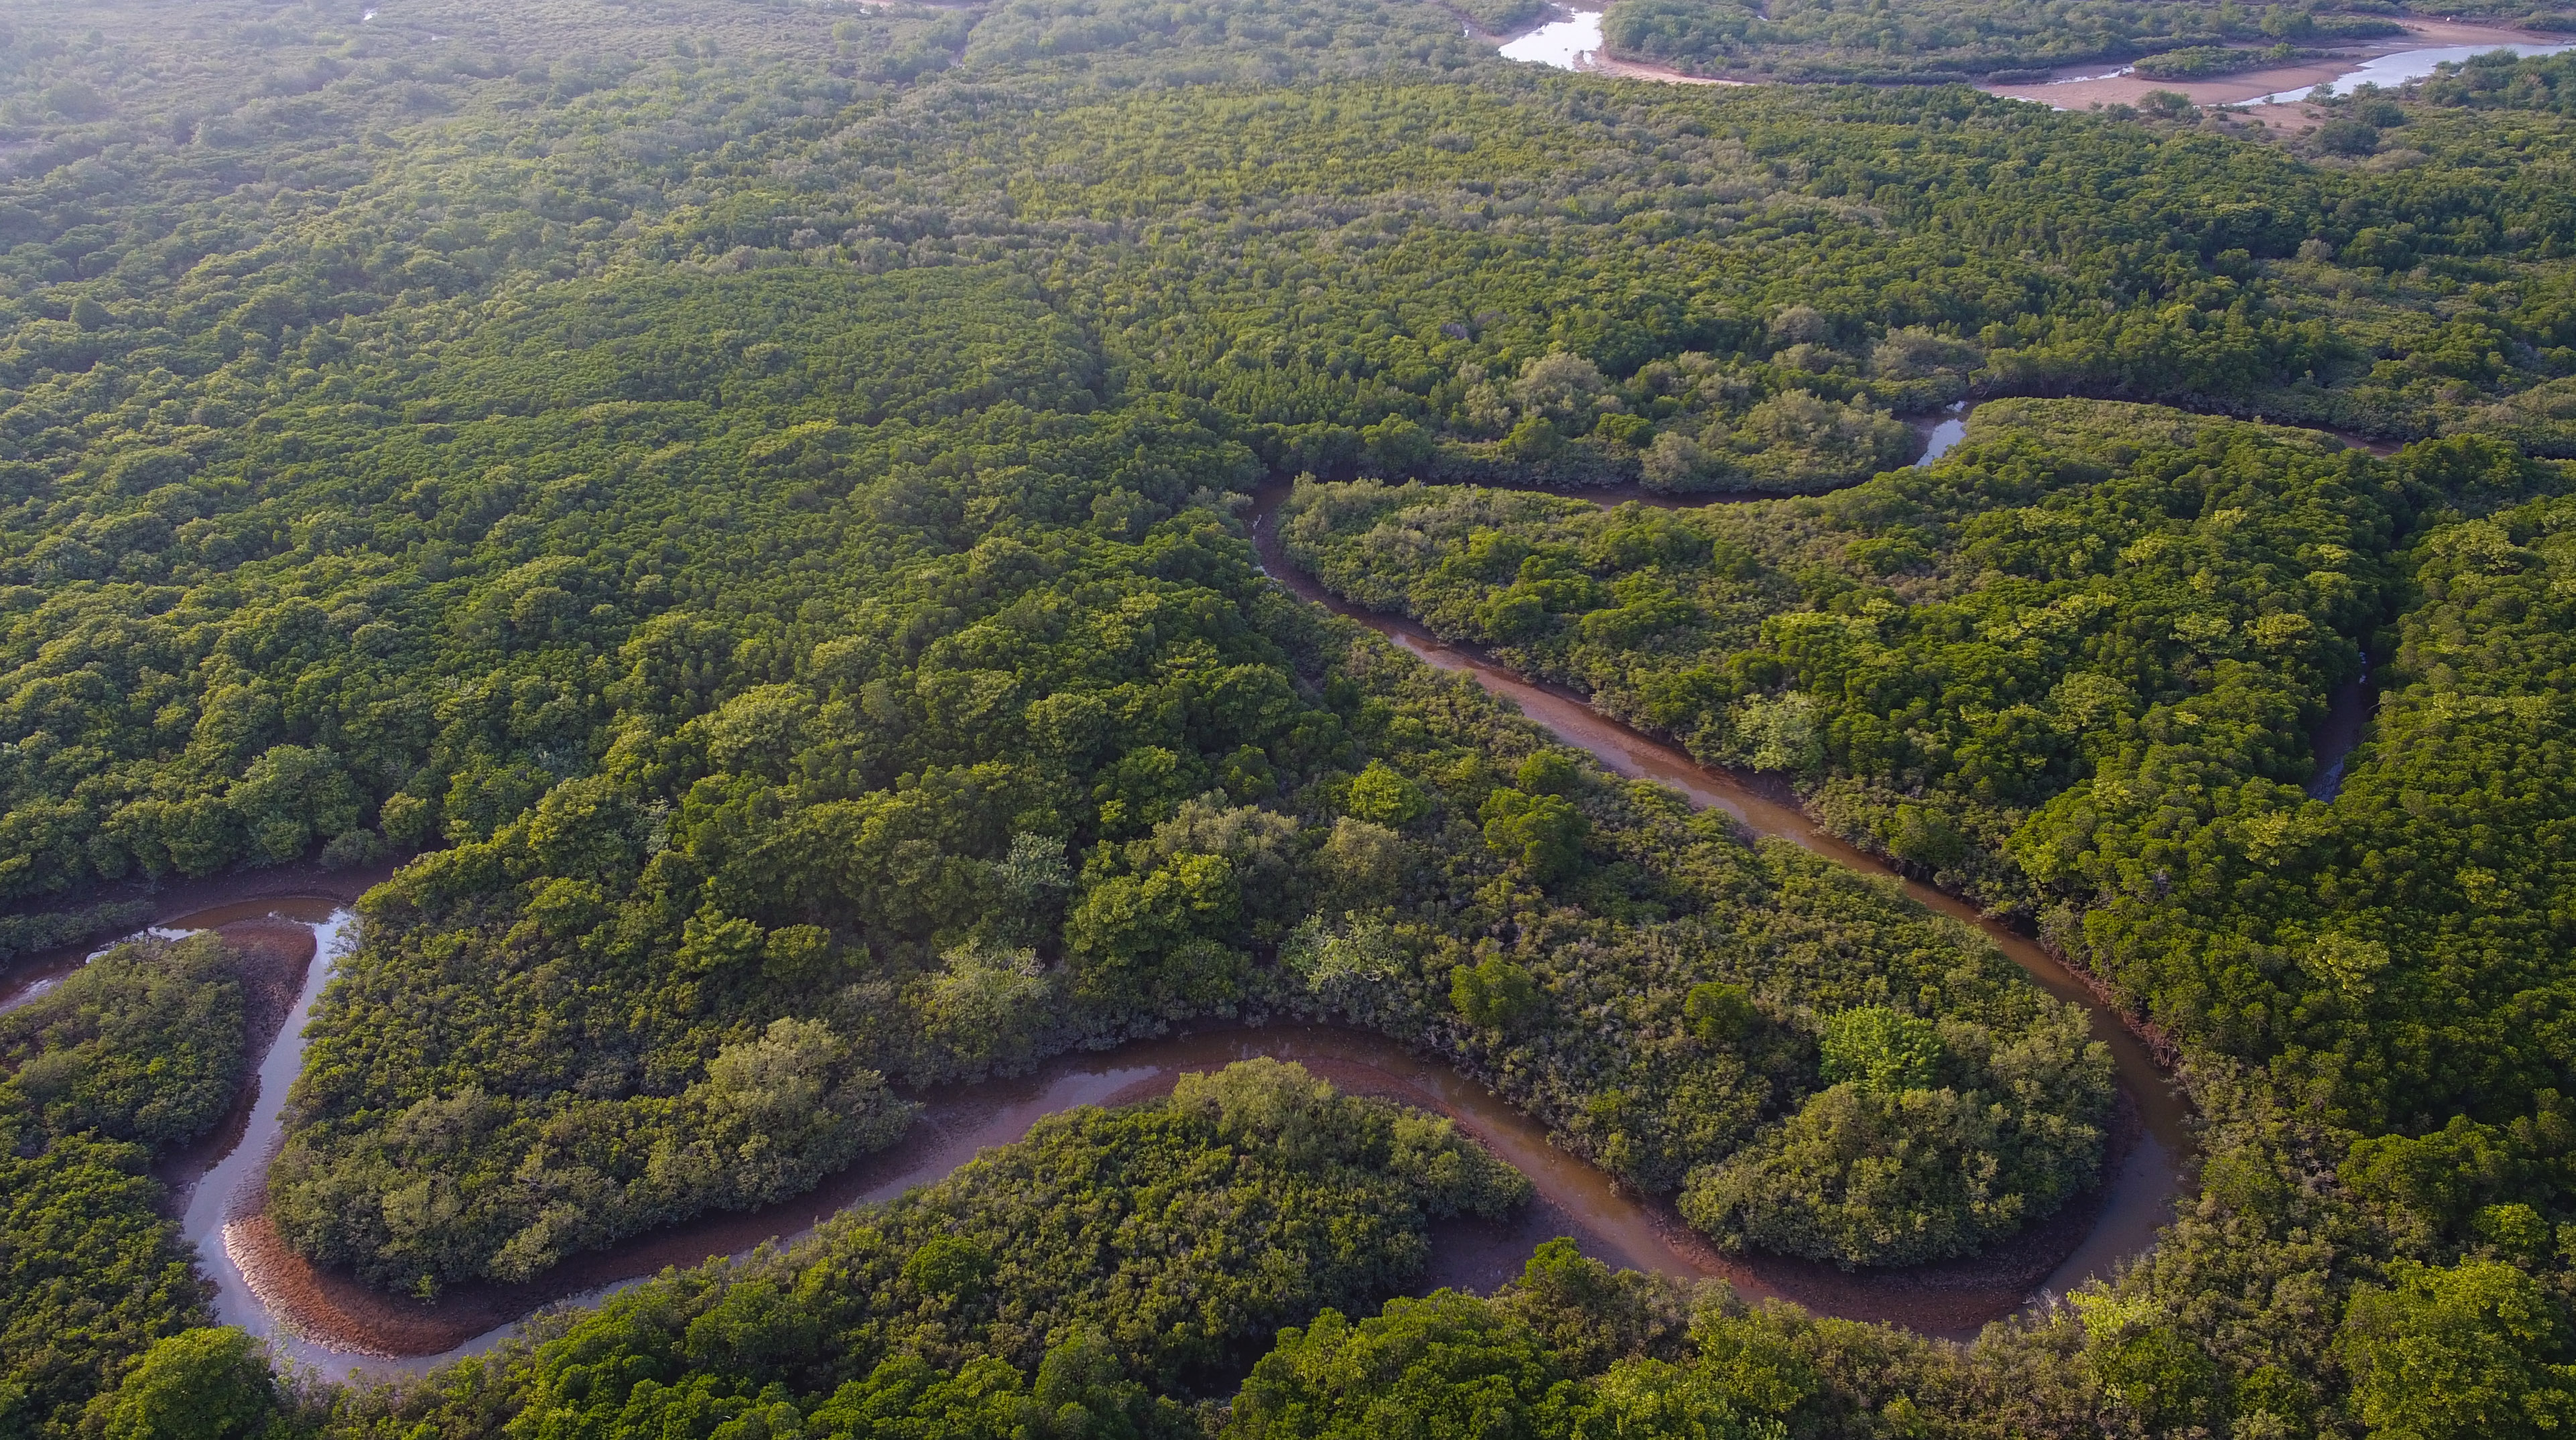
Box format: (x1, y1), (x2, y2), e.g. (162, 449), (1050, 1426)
(2, 0), (2576, 1435)
(0, 935), (255, 1438)
(1597, 0), (2415, 84)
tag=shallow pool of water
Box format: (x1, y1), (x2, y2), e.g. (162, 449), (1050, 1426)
(1499, 9), (1604, 69)
(1913, 405), (1968, 466)
(2253, 41), (2575, 104)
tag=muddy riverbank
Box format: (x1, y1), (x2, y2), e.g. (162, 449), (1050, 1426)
(207, 1015), (2137, 1376)
(74, 430), (2260, 1376)
(153, 911), (330, 1214)
(1486, 6), (2567, 115)
(2307, 651), (2376, 799)
(0, 862), (392, 1017)
(1982, 19), (2572, 112)
(1246, 476), (2198, 1303)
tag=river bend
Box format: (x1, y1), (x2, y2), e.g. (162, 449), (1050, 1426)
(17, 421), (2301, 1376)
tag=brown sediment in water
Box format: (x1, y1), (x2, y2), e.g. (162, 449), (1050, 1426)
(1250, 479), (2203, 1079)
(1246, 476), (2199, 1272)
(227, 1031), (1681, 1360)
(136, 436), (2274, 1367)
(155, 916), (323, 1210)
(0, 861), (393, 1014)
(224, 1022), (2132, 1365)
(210, 464), (2205, 1370)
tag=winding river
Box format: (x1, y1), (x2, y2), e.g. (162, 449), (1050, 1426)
(1488, 3), (2575, 110)
(168, 903), (2166, 1374)
(1242, 475), (2198, 1302)
(2250, 40), (2576, 105)
(31, 405), (2417, 1376)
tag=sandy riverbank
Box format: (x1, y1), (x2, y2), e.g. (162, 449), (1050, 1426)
(1978, 17), (2559, 111)
(1583, 52), (1752, 85)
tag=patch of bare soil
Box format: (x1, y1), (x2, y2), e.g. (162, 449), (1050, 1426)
(1583, 54), (1751, 86)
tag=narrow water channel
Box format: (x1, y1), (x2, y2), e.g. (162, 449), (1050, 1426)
(194, 939), (2118, 1372)
(2307, 651), (2374, 800)
(0, 922), (193, 1017)
(121, 421), (2347, 1376)
(211, 1024), (1800, 1376)
(184, 450), (2206, 1376)
(138, 394), (2435, 1384)
(166, 647), (2197, 1377)
(1244, 476), (2197, 1312)
(182, 905), (359, 1368)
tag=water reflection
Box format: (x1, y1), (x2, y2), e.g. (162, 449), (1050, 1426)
(2254, 41), (2574, 104)
(1913, 404), (1968, 466)
(1499, 9), (1604, 69)
(0, 924), (196, 1017)
(168, 907), (359, 1372)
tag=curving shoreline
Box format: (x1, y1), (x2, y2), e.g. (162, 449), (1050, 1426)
(1243, 470), (2201, 1295)
(46, 419), (2312, 1376)
(0, 863), (393, 1017)
(1483, 4), (2568, 118)
(170, 865), (2167, 1368)
(203, 1019), (2132, 1376)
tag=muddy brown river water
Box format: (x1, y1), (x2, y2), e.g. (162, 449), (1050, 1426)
(43, 421), (2386, 1377)
(184, 472), (2196, 1375)
(1245, 477), (2198, 1293)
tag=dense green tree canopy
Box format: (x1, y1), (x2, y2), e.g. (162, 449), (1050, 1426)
(0, 936), (255, 1437)
(1598, 0), (2408, 82)
(1, 1), (2575, 1437)
(321, 1063), (1529, 1437)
